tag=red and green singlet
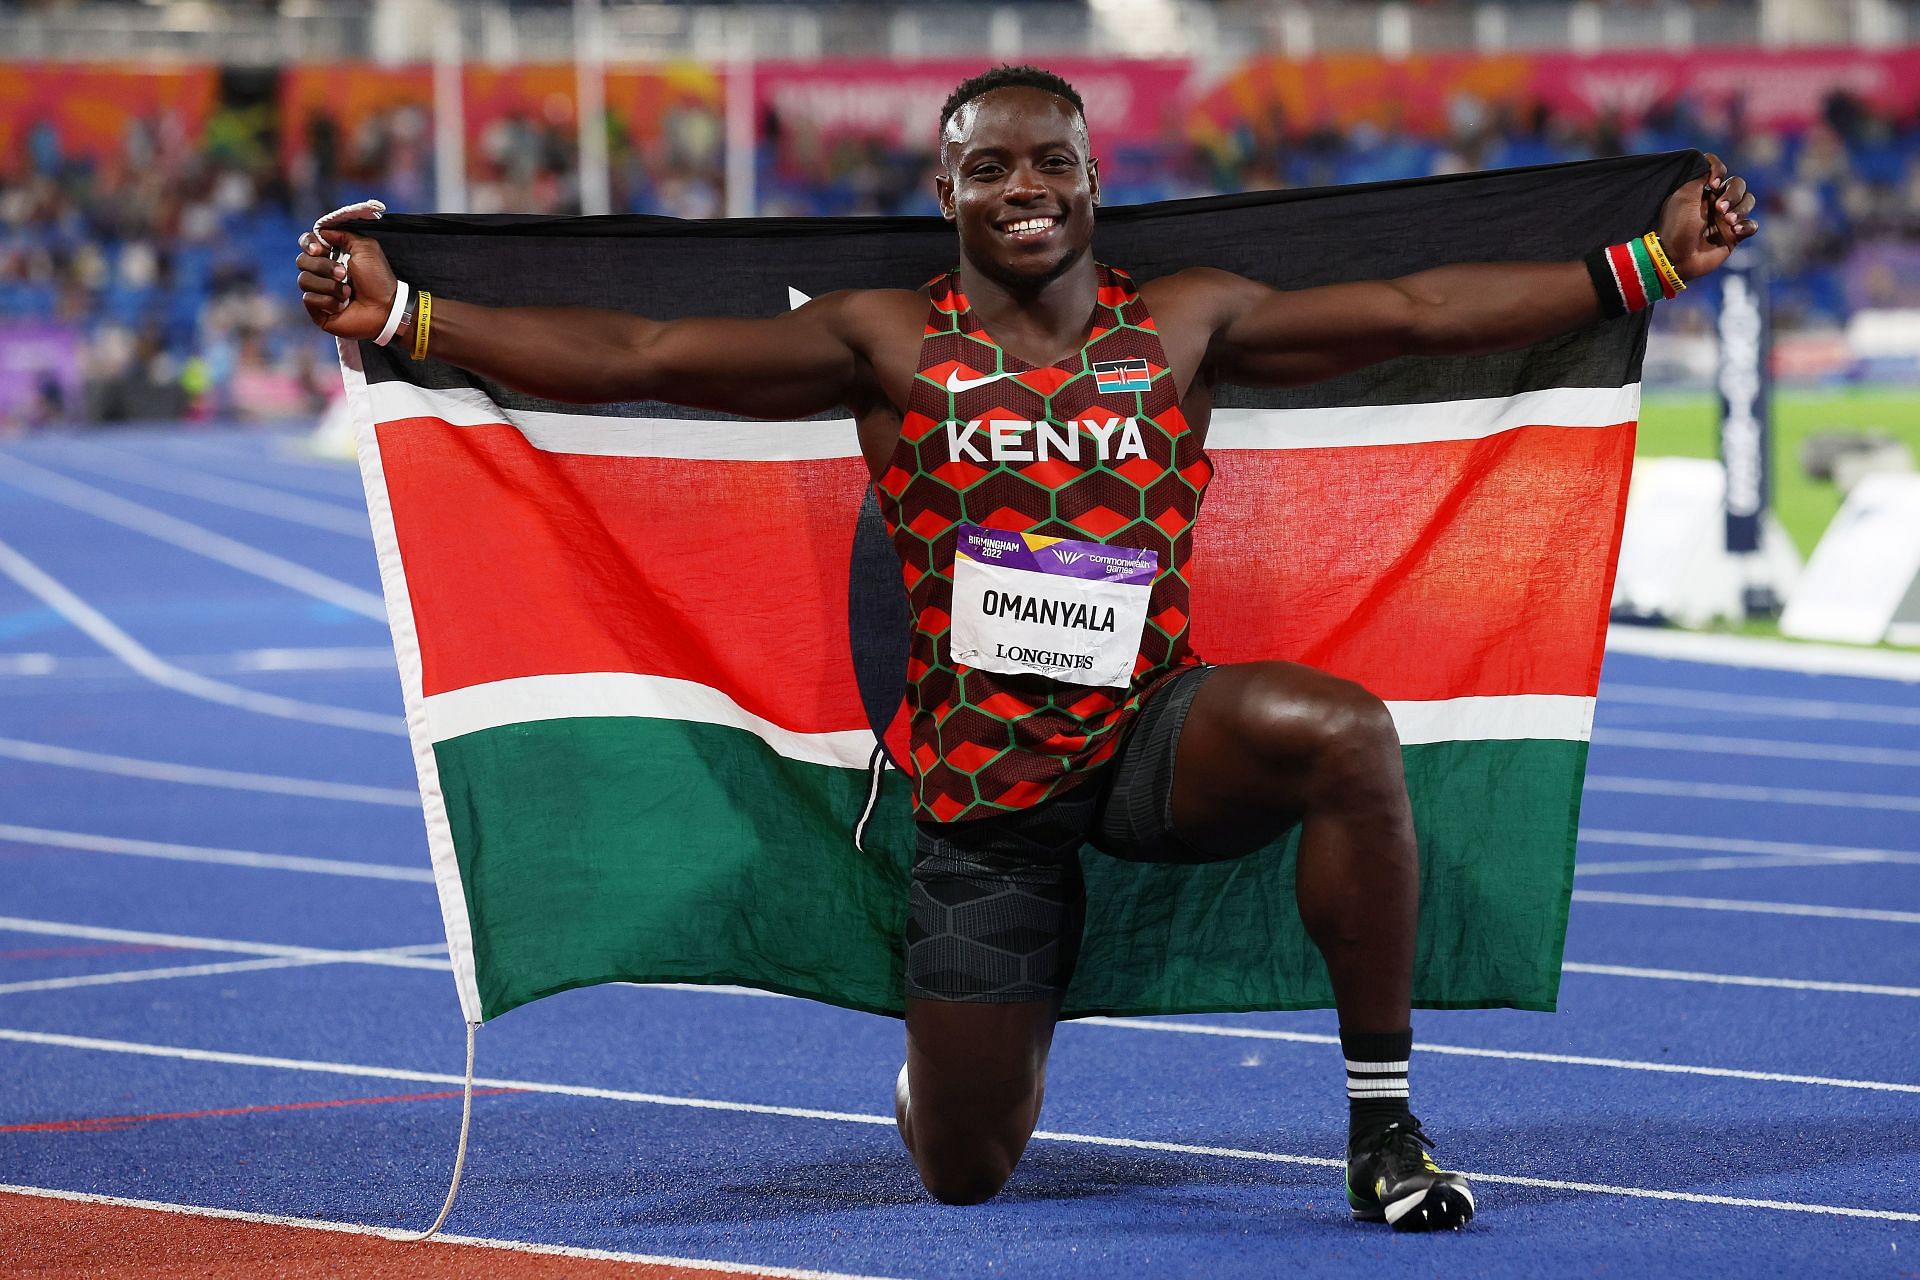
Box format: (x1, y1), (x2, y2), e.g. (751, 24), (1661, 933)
(875, 263), (1212, 823)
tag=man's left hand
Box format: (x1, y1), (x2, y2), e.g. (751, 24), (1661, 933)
(1657, 152), (1758, 281)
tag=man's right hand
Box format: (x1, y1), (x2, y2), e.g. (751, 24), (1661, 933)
(296, 228), (400, 341)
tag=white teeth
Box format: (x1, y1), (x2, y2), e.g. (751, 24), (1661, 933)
(1005, 218), (1057, 234)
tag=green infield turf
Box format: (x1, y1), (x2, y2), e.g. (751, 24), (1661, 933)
(1637, 386), (1920, 557)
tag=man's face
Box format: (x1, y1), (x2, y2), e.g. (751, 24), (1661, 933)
(936, 87), (1100, 288)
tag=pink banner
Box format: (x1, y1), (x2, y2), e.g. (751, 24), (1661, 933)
(756, 59), (1192, 150)
(1198, 48), (1920, 139)
(1533, 48), (1920, 131)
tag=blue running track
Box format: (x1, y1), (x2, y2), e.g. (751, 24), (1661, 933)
(1, 426), (1916, 1278)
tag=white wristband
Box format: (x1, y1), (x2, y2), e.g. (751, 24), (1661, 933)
(375, 280), (410, 348)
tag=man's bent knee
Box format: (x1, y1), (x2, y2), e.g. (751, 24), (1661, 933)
(912, 1148), (1018, 1205)
(1306, 681), (1402, 792)
(1231, 667), (1400, 775)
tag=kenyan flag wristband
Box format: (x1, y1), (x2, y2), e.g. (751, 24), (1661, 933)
(1586, 232), (1685, 318)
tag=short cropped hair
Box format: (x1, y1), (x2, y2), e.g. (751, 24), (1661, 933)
(939, 65), (1086, 137)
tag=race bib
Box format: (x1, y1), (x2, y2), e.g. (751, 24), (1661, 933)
(948, 523), (1157, 689)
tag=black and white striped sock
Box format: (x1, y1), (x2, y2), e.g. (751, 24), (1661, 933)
(1340, 1027), (1414, 1138)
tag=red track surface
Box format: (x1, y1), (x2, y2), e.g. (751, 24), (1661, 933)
(2, 1190), (814, 1279)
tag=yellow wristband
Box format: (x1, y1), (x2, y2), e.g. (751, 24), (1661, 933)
(1641, 233), (1686, 296)
(411, 290), (433, 361)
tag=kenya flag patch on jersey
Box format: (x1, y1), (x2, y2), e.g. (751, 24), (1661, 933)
(1093, 357), (1154, 393)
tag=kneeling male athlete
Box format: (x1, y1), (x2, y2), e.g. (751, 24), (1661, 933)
(298, 65), (1757, 1229)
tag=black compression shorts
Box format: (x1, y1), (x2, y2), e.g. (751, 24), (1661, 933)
(905, 663), (1232, 1004)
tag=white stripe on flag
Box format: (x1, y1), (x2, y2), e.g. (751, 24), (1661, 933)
(339, 342), (484, 1024)
(1386, 694), (1594, 746)
(367, 382), (863, 461)
(366, 381), (1639, 461)
(1206, 384), (1639, 450)
(420, 673), (1591, 763)
(423, 672), (878, 769)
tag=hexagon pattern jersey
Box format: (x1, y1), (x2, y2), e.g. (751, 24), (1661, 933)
(876, 264), (1211, 823)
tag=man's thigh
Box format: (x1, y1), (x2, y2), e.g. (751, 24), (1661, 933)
(905, 786), (1093, 1004)
(1104, 660), (1381, 862)
(901, 793), (1093, 1176)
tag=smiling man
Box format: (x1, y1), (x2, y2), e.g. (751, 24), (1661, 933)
(296, 64), (1757, 1230)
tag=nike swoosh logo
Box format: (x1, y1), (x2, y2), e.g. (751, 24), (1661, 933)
(945, 369), (1017, 393)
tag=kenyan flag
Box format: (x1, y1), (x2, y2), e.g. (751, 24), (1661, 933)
(339, 150), (1699, 1024)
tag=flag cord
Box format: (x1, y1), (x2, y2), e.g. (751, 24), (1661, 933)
(403, 1020), (478, 1243)
(853, 743), (886, 852)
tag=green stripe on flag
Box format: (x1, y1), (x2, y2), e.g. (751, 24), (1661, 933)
(1072, 737), (1587, 1015)
(436, 718), (913, 1020)
(436, 718), (1585, 1021)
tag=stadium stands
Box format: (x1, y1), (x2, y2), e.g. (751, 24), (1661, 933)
(4, 33), (1920, 423)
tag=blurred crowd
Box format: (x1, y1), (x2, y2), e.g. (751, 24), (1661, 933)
(1, 99), (331, 429)
(4, 73), (1920, 427)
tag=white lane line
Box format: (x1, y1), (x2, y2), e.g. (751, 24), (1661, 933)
(0, 647), (395, 680)
(0, 943), (450, 996)
(2, 1029), (1912, 1223)
(1591, 728), (1920, 767)
(0, 1184), (903, 1280)
(0, 824), (431, 882)
(0, 538), (403, 735)
(1077, 1019), (1920, 1094)
(163, 434), (366, 482)
(1040, 1125), (1920, 1224)
(1602, 683), (1920, 727)
(1585, 775), (1920, 813)
(631, 979), (1920, 1068)
(49, 445), (372, 537)
(0, 736), (418, 806)
(0, 918), (451, 970)
(1580, 829), (1920, 866)
(0, 455), (386, 619)
(0, 957), (322, 995)
(1574, 889), (1920, 924)
(1559, 962), (1920, 999)
(1604, 625), (1920, 683)
(1576, 853), (1891, 877)
(0, 924), (791, 1003)
(234, 647), (394, 672)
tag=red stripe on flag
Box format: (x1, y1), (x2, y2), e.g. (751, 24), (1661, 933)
(1191, 422), (1634, 700)
(378, 420), (873, 733)
(379, 415), (1631, 723)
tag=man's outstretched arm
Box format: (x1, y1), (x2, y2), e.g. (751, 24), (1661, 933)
(296, 226), (886, 418)
(1196, 153), (1759, 389)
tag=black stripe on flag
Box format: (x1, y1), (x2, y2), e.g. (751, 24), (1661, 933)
(351, 150), (1702, 417)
